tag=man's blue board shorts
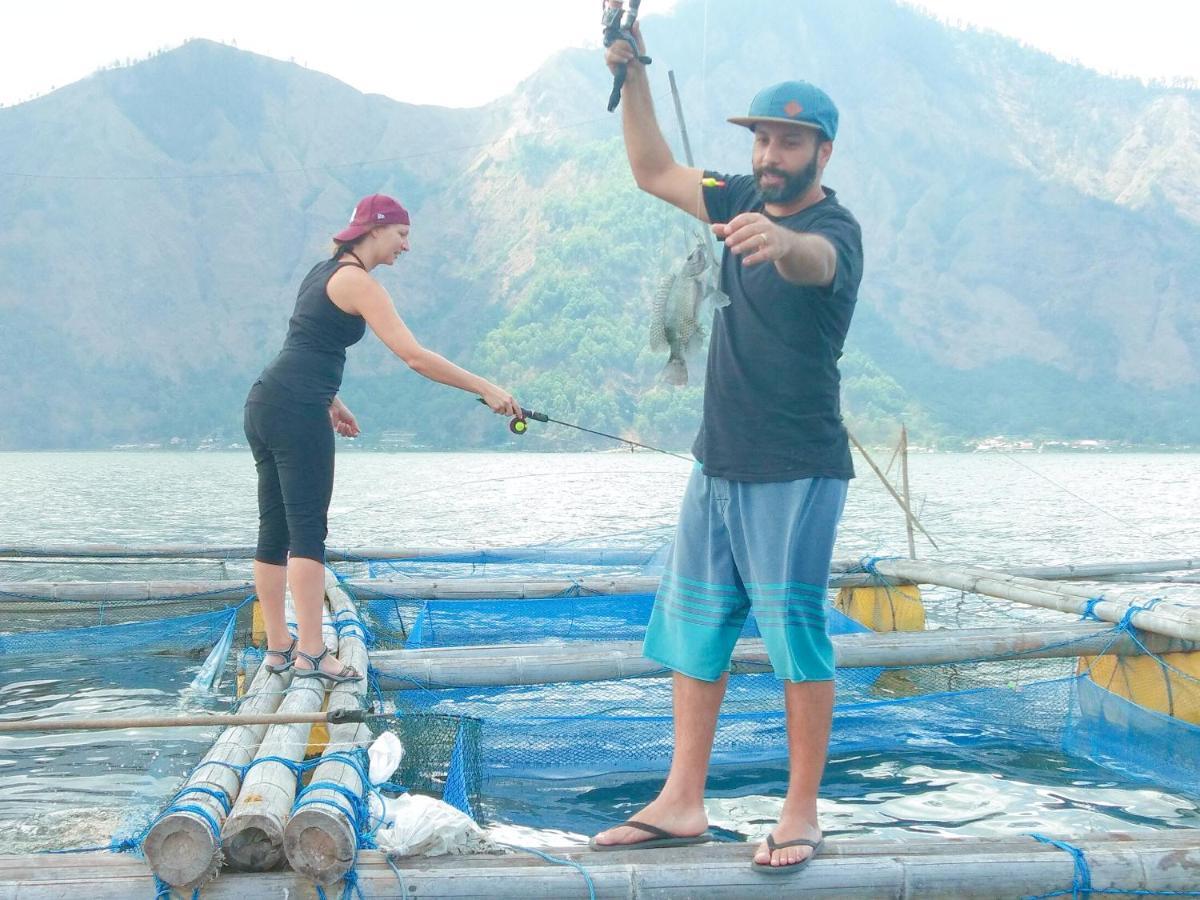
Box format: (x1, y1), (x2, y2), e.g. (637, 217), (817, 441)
(644, 467), (848, 682)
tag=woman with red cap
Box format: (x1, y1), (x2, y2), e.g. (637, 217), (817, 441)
(244, 193), (520, 683)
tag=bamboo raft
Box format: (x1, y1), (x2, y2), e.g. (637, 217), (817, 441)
(3, 547), (1200, 896)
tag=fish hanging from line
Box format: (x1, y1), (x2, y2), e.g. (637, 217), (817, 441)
(649, 235), (729, 386)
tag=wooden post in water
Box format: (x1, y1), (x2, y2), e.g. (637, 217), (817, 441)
(142, 663), (289, 890)
(284, 571), (372, 885)
(900, 425), (917, 559)
(848, 431), (939, 550)
(219, 598), (338, 871)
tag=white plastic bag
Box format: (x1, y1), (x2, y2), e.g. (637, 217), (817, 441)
(374, 794), (497, 857)
(367, 731), (405, 785)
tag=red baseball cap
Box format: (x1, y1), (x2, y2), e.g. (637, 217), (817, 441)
(333, 194), (410, 242)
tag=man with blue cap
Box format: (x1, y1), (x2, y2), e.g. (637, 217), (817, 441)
(590, 26), (863, 876)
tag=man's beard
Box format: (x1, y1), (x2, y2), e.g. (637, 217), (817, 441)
(755, 145), (820, 204)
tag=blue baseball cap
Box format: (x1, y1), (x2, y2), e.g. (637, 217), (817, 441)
(727, 80), (838, 141)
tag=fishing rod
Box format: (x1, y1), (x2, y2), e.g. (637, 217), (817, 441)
(602, 0), (652, 111)
(0, 707), (368, 735)
(479, 398), (692, 462)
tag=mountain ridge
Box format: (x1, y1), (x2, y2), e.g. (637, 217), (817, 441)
(1, 2), (1196, 450)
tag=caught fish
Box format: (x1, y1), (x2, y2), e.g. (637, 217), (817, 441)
(649, 237), (728, 385)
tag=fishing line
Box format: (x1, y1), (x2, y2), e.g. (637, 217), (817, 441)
(993, 449), (1195, 555)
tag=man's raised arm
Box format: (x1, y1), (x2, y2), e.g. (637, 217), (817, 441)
(606, 26), (709, 223)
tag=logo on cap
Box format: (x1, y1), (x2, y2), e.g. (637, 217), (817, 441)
(784, 100), (804, 117)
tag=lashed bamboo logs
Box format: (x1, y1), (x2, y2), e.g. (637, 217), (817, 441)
(371, 622), (1196, 690)
(283, 571), (372, 885)
(218, 605), (338, 871)
(142, 662), (289, 890)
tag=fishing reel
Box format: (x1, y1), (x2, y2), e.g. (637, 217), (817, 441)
(508, 408), (549, 435)
(478, 398), (548, 435)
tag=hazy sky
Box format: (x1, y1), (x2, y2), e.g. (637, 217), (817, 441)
(2, 1), (1197, 108)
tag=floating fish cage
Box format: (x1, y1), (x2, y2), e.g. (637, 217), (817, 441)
(2, 543), (1200, 897)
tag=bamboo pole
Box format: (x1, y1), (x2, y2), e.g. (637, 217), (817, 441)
(1003, 558), (1200, 579)
(0, 709), (366, 735)
(10, 832), (1200, 899)
(1088, 573), (1200, 584)
(0, 577), (665, 605)
(370, 622), (1194, 690)
(667, 70), (695, 166)
(347, 572), (878, 600)
(0, 581), (253, 603)
(284, 571), (372, 885)
(0, 544), (657, 564)
(142, 661), (289, 890)
(3, 558), (1195, 607)
(871, 559), (1200, 643)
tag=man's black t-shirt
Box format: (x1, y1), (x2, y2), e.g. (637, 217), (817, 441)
(696, 173), (864, 482)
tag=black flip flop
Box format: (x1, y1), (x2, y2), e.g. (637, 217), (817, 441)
(588, 819), (713, 852)
(751, 835), (824, 874)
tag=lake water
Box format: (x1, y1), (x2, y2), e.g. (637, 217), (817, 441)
(2, 450), (1199, 853)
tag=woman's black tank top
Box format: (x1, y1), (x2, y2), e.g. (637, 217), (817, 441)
(250, 259), (368, 407)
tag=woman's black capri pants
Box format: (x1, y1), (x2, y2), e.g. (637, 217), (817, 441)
(243, 399), (334, 564)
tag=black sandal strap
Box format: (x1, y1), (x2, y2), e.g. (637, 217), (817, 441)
(766, 835), (822, 852)
(296, 647), (330, 667)
(265, 637), (297, 660)
(621, 820), (673, 840)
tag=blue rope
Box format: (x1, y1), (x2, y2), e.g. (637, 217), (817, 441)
(152, 879), (200, 900)
(1028, 833), (1091, 899)
(42, 835), (141, 855)
(367, 668), (386, 709)
(293, 751), (385, 850)
(858, 555), (891, 576)
(245, 754), (307, 781)
(341, 868), (367, 900)
(171, 785), (232, 815)
(1118, 597), (1164, 630)
(1080, 597), (1105, 621)
(314, 865), (368, 900)
(386, 855), (412, 900)
(499, 843), (596, 900)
